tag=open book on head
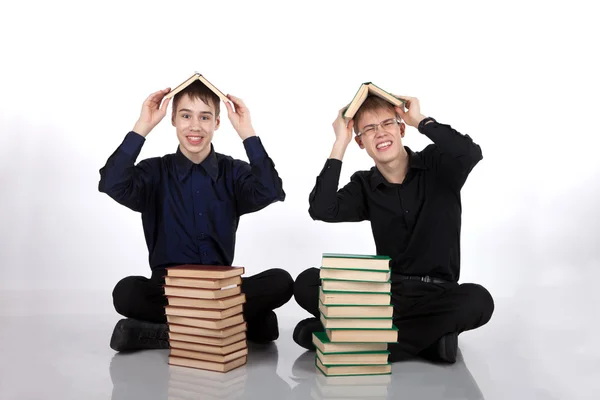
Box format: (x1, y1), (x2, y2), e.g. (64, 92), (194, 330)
(165, 72), (229, 102)
(343, 82), (406, 119)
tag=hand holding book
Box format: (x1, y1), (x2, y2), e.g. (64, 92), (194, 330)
(224, 94), (256, 141)
(132, 88), (172, 137)
(392, 95), (427, 128)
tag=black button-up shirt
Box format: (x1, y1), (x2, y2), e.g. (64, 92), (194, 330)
(308, 121), (482, 282)
(99, 131), (285, 269)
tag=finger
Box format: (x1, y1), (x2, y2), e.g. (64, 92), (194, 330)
(146, 89), (168, 106)
(160, 96), (171, 113)
(227, 94), (246, 109)
(395, 106), (406, 118)
(224, 100), (234, 115)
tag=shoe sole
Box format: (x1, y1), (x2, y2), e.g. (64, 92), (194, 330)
(110, 319), (170, 352)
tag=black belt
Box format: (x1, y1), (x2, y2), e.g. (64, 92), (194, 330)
(395, 274), (450, 284)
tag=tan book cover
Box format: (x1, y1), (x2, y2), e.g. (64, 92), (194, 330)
(165, 275), (242, 289)
(169, 339), (247, 355)
(316, 358), (391, 377)
(319, 268), (390, 283)
(326, 326), (398, 343)
(312, 332), (387, 354)
(164, 285), (241, 300)
(320, 314), (393, 329)
(165, 304), (244, 319)
(321, 279), (391, 293)
(319, 302), (394, 318)
(319, 289), (391, 305)
(164, 72), (229, 102)
(167, 293), (246, 309)
(342, 83), (405, 119)
(168, 331), (246, 347)
(170, 347), (248, 364)
(166, 265), (244, 280)
(168, 354), (247, 373)
(166, 313), (244, 330)
(169, 322), (247, 339)
(317, 349), (389, 365)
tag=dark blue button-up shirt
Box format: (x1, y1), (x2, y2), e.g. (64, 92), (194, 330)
(99, 131), (285, 270)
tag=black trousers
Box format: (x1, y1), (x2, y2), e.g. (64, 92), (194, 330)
(112, 267), (294, 336)
(294, 267), (494, 362)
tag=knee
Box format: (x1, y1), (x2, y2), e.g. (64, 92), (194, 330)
(112, 276), (140, 317)
(293, 267), (320, 307)
(269, 268), (294, 303)
(465, 283), (495, 324)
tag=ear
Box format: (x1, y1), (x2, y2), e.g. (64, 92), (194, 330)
(215, 116), (221, 130)
(171, 110), (176, 127)
(399, 122), (406, 138)
(354, 135), (365, 149)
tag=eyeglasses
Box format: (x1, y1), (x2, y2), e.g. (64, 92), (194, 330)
(357, 118), (401, 138)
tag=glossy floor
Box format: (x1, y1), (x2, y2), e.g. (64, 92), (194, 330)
(0, 291), (595, 400)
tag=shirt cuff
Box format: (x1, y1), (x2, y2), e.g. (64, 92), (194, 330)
(120, 131), (146, 157)
(243, 136), (268, 163)
(320, 158), (342, 175)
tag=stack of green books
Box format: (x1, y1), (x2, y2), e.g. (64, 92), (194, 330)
(313, 253), (398, 377)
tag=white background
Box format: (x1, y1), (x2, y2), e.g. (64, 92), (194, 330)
(1, 0), (599, 397)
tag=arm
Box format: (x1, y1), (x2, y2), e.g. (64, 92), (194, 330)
(98, 87), (171, 212)
(224, 94), (285, 214)
(233, 136), (285, 215)
(98, 132), (158, 212)
(395, 97), (482, 190)
(419, 120), (482, 189)
(308, 107), (367, 222)
(308, 159), (367, 222)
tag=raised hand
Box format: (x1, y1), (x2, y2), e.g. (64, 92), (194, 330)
(224, 94), (256, 140)
(332, 106), (355, 146)
(133, 88), (171, 137)
(393, 95), (426, 128)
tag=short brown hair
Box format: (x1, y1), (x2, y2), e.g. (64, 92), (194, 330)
(172, 80), (220, 118)
(353, 95), (398, 134)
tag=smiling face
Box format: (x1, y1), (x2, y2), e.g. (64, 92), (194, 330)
(171, 82), (220, 163)
(354, 98), (406, 166)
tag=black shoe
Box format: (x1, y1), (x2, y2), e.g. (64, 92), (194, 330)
(292, 317), (323, 351)
(110, 318), (169, 352)
(437, 332), (458, 363)
(247, 310), (279, 344)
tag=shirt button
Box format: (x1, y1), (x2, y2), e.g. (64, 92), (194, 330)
(196, 191), (200, 194)
(405, 210), (409, 213)
(198, 212), (203, 216)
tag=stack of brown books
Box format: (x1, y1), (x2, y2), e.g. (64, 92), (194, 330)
(163, 265), (248, 373)
(313, 253), (398, 377)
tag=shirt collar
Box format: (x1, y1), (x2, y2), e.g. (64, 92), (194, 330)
(369, 146), (427, 190)
(175, 145), (219, 182)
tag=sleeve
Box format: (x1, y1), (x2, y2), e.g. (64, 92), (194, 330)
(98, 131), (158, 212)
(308, 158), (368, 222)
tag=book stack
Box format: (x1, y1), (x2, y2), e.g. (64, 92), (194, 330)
(163, 265), (248, 373)
(313, 253), (398, 377)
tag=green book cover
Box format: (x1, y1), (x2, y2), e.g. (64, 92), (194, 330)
(321, 278), (392, 283)
(322, 253), (391, 260)
(326, 325), (399, 332)
(320, 312), (393, 320)
(317, 348), (390, 356)
(316, 356), (392, 368)
(316, 364), (392, 377)
(322, 289), (391, 295)
(319, 300), (393, 307)
(321, 267), (390, 273)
